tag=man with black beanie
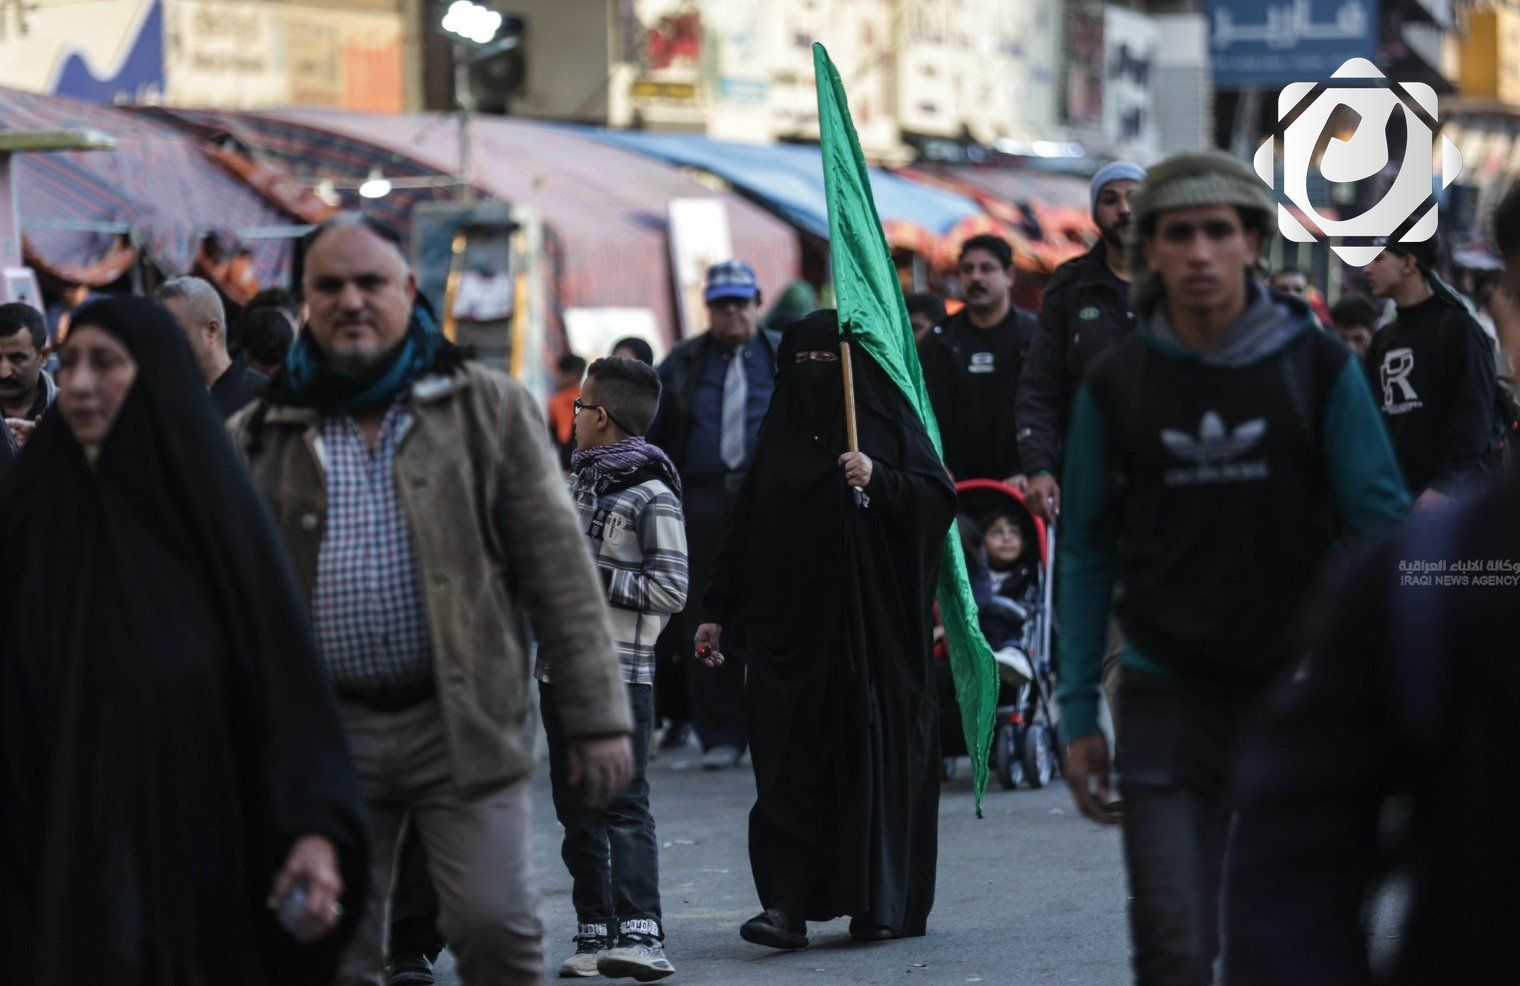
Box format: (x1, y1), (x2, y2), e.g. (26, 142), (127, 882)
(1363, 236), (1501, 508)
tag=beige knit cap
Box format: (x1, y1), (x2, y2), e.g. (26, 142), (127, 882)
(1126, 150), (1277, 309)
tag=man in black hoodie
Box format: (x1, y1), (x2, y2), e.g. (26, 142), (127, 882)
(1058, 152), (1409, 985)
(1362, 237), (1500, 509)
(918, 234), (1037, 483)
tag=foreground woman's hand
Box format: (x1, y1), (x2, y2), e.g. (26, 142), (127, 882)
(840, 451), (873, 488)
(269, 834), (343, 942)
(694, 623), (724, 667)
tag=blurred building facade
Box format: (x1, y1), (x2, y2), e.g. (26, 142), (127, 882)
(0, 0), (1504, 182)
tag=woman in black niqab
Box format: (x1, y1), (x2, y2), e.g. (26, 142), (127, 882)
(0, 297), (367, 984)
(703, 310), (956, 945)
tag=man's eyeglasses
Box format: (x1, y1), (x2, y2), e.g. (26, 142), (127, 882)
(573, 397), (635, 435)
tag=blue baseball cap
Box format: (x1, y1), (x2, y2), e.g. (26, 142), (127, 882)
(704, 259), (760, 303)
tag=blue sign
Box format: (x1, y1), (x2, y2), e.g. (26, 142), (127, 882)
(1208, 0), (1378, 86)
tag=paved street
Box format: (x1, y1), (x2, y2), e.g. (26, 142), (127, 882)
(435, 743), (1128, 985)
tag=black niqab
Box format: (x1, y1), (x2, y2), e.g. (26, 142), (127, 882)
(0, 297), (367, 984)
(706, 310), (956, 934)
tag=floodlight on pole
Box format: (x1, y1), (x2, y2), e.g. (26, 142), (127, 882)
(441, 0), (502, 45)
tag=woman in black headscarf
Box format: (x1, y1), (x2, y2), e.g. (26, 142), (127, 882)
(697, 310), (956, 948)
(0, 297), (367, 985)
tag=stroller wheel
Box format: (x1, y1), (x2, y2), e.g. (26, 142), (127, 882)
(992, 723), (1024, 790)
(1024, 724), (1055, 789)
(941, 757), (957, 781)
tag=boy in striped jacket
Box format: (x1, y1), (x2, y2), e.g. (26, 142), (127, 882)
(537, 355), (688, 981)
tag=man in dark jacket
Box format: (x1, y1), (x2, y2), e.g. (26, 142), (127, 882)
(1017, 162), (1145, 520)
(1225, 179), (1520, 986)
(1362, 237), (1501, 510)
(647, 260), (780, 770)
(155, 276), (268, 418)
(1224, 471), (1520, 985)
(1057, 152), (1409, 985)
(918, 234), (1038, 483)
(0, 302), (56, 452)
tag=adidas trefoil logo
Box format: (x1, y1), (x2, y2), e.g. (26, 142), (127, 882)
(1162, 411), (1266, 462)
(1160, 411), (1271, 486)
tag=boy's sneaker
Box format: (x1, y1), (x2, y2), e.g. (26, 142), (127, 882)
(597, 922), (675, 982)
(558, 924), (612, 979)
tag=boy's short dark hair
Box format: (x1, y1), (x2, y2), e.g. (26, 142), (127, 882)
(1329, 295), (1379, 330)
(234, 307), (296, 368)
(904, 292), (947, 325)
(586, 356), (662, 436)
(558, 353), (587, 376)
(0, 303), (46, 351)
(959, 235), (1014, 269)
(1494, 180), (1520, 260)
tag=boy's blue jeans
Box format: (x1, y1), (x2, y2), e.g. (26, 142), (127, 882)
(540, 682), (661, 938)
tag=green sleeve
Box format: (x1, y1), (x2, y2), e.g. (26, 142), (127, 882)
(1055, 383), (1119, 741)
(1323, 359), (1411, 538)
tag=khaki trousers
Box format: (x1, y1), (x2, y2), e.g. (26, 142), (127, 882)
(337, 697), (544, 986)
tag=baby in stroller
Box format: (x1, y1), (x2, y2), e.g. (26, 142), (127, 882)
(966, 510), (1039, 689)
(937, 487), (1059, 789)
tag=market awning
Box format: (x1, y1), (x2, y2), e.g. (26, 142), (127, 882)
(0, 86), (297, 289)
(227, 109), (801, 345)
(582, 129), (982, 249)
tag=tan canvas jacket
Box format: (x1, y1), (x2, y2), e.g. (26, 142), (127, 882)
(229, 362), (630, 790)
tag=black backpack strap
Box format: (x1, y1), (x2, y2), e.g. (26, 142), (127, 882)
(1279, 328), (1346, 452)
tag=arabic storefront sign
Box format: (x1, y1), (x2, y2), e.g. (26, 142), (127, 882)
(1207, 0), (1378, 86)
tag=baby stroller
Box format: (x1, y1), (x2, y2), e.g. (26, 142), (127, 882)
(934, 479), (1062, 790)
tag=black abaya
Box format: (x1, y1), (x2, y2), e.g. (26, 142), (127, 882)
(705, 310), (956, 935)
(0, 298), (367, 985)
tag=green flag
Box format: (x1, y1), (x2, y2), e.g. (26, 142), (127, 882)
(812, 42), (998, 813)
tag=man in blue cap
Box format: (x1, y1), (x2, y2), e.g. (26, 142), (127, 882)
(1017, 160), (1147, 523)
(648, 259), (781, 769)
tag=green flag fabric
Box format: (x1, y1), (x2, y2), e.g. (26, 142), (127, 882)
(812, 42), (998, 813)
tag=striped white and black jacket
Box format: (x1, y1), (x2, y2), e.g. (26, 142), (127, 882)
(537, 462), (688, 686)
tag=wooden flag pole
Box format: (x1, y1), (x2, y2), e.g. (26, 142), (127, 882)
(840, 338), (860, 453)
(840, 334), (869, 508)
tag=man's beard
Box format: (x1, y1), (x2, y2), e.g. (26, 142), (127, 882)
(1100, 219), (1130, 252)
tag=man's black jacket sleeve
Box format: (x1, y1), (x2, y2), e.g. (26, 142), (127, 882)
(1015, 286), (1073, 477)
(1430, 315), (1498, 495)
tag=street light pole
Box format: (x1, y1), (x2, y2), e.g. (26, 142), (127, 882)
(454, 41), (476, 204)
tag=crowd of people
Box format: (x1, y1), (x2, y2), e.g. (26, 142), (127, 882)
(2, 145), (1519, 986)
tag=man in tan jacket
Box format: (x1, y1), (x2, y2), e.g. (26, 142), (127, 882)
(231, 214), (632, 986)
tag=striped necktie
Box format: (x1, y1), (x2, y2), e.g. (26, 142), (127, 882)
(720, 346), (747, 471)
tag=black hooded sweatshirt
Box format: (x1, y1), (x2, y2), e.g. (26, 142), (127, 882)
(0, 297), (367, 985)
(1363, 294), (1499, 495)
